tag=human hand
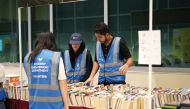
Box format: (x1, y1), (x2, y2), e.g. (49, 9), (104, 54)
(119, 64), (129, 74)
(84, 77), (93, 86)
(64, 106), (69, 109)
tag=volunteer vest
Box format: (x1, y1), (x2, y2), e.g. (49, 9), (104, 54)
(24, 49), (64, 109)
(96, 37), (125, 84)
(64, 49), (87, 83)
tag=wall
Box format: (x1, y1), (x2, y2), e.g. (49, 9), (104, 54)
(126, 72), (190, 88)
(1, 63), (28, 82)
(126, 67), (190, 88)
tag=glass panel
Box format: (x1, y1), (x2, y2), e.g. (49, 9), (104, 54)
(0, 0), (18, 62)
(155, 0), (169, 9)
(76, 18), (103, 58)
(119, 0), (149, 13)
(170, 0), (190, 8)
(56, 3), (74, 18)
(76, 0), (103, 17)
(171, 26), (190, 67)
(55, 0), (103, 57)
(109, 0), (149, 65)
(56, 19), (74, 51)
(109, 0), (190, 67)
(153, 1), (190, 67)
(31, 5), (49, 49)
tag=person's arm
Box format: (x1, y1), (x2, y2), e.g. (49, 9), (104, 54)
(84, 61), (99, 85)
(59, 80), (69, 109)
(119, 57), (133, 74)
(81, 50), (93, 82)
(58, 58), (69, 109)
(84, 48), (99, 85)
(119, 38), (133, 74)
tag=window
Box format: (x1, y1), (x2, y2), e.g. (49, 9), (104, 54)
(108, 0), (190, 67)
(0, 0), (18, 62)
(109, 0), (149, 65)
(55, 0), (103, 57)
(1, 0), (190, 67)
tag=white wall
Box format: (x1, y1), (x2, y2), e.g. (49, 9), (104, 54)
(126, 72), (190, 88)
(126, 67), (190, 88)
(1, 63), (28, 81)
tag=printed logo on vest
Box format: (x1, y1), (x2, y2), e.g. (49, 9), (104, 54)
(38, 57), (43, 61)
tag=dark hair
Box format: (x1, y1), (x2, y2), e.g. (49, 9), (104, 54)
(68, 40), (85, 56)
(94, 22), (109, 35)
(30, 32), (57, 62)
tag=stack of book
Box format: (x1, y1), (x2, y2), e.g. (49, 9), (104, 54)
(67, 83), (190, 109)
(4, 79), (29, 101)
(67, 83), (154, 109)
(4, 81), (190, 109)
(152, 87), (190, 108)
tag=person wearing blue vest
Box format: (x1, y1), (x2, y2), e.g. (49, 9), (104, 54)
(0, 82), (6, 109)
(0, 64), (6, 109)
(63, 33), (93, 84)
(24, 32), (69, 109)
(85, 22), (133, 85)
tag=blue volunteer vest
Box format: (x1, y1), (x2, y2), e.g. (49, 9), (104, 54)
(24, 49), (64, 109)
(64, 49), (87, 83)
(0, 88), (6, 101)
(96, 37), (125, 84)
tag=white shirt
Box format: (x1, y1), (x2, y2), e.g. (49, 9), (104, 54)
(58, 57), (67, 80)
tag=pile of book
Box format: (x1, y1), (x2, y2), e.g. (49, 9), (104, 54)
(4, 79), (29, 101)
(67, 83), (190, 109)
(67, 83), (154, 109)
(152, 88), (190, 108)
(4, 80), (190, 109)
